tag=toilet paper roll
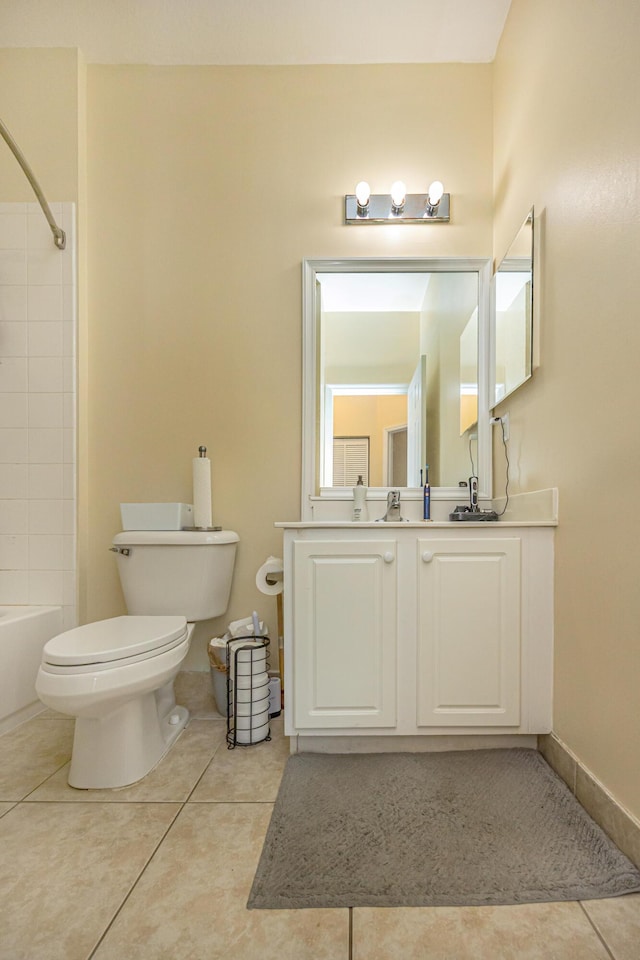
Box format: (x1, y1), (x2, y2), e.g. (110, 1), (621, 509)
(256, 556), (284, 596)
(192, 456), (212, 528)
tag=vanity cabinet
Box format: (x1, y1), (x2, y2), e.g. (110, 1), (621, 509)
(278, 523), (554, 743)
(416, 538), (521, 727)
(292, 539), (397, 728)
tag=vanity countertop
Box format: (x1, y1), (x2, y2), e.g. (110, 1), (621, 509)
(275, 519), (557, 529)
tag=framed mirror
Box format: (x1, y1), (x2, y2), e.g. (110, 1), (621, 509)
(301, 258), (492, 517)
(491, 209), (534, 407)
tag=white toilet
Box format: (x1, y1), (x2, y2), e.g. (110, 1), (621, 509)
(36, 529), (238, 789)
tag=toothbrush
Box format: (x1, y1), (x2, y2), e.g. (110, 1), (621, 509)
(423, 464), (431, 521)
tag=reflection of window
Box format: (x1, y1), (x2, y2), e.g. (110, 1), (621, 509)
(333, 437), (369, 486)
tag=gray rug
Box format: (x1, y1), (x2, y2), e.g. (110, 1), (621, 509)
(247, 750), (640, 909)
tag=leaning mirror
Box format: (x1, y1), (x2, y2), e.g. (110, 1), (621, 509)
(301, 258), (491, 518)
(491, 209), (534, 407)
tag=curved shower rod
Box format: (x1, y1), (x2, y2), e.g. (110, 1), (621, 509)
(0, 117), (66, 250)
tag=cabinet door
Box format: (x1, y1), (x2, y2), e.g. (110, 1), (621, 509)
(293, 540), (397, 729)
(417, 538), (521, 726)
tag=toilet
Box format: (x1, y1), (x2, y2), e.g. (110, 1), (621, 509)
(36, 529), (238, 789)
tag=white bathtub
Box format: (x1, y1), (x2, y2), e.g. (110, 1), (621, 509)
(0, 605), (63, 734)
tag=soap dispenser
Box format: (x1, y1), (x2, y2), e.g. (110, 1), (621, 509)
(352, 475), (368, 522)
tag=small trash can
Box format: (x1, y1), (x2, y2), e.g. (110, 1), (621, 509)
(207, 640), (228, 717)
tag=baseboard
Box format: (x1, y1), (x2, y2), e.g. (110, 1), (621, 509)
(538, 732), (640, 869)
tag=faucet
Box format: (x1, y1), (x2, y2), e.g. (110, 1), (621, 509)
(380, 489), (403, 522)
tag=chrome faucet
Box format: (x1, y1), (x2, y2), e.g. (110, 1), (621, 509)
(381, 489), (403, 522)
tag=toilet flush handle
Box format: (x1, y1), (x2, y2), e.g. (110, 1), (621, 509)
(109, 546), (131, 557)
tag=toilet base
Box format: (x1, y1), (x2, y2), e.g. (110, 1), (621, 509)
(68, 691), (190, 789)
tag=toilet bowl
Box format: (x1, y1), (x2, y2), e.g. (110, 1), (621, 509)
(35, 529), (239, 789)
(37, 616), (193, 788)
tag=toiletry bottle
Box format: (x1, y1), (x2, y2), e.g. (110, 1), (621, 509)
(423, 465), (431, 521)
(352, 475), (368, 522)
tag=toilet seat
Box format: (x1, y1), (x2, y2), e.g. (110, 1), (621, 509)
(42, 615), (188, 672)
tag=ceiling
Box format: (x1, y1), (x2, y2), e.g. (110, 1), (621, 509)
(0, 0), (513, 65)
(319, 274), (432, 313)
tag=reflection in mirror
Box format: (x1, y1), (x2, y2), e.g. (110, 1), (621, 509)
(492, 209), (534, 406)
(301, 259), (491, 512)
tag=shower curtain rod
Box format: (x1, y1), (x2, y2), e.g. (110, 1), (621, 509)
(0, 117), (66, 250)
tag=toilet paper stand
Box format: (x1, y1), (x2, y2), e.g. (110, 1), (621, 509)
(225, 636), (272, 750)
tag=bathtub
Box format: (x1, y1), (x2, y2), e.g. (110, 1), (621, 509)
(0, 605), (63, 734)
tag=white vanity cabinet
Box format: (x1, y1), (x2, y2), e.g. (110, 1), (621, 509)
(278, 522), (554, 745)
(416, 538), (521, 727)
(292, 539), (397, 729)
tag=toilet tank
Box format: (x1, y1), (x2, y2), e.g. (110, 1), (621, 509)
(111, 530), (239, 621)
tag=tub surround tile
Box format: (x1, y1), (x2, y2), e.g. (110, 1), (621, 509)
(0, 320), (28, 356)
(352, 902), (611, 960)
(0, 533), (28, 569)
(92, 802), (348, 960)
(0, 716), (74, 801)
(0, 427), (28, 461)
(0, 499), (27, 534)
(189, 715), (289, 803)
(0, 800), (180, 960)
(581, 894), (640, 960)
(27, 720), (226, 803)
(0, 392), (28, 428)
(0, 569), (28, 604)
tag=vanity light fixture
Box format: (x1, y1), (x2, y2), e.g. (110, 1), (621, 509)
(345, 179), (450, 224)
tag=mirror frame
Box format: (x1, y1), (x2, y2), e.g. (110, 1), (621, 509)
(301, 257), (492, 519)
(490, 208), (534, 409)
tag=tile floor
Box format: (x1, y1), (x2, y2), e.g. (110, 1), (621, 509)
(1, 674), (639, 960)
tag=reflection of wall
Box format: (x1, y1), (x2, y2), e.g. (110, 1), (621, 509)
(420, 274), (478, 486)
(323, 311), (419, 384)
(494, 0), (640, 818)
(334, 395), (407, 487)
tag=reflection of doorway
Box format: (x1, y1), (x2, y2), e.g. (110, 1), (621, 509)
(384, 425), (407, 486)
(323, 385), (408, 487)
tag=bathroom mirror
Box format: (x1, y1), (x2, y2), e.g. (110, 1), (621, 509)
(302, 258), (491, 516)
(491, 209), (534, 407)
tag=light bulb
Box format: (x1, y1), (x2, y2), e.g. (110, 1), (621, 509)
(390, 180), (406, 209)
(355, 181), (370, 207)
(427, 180), (444, 206)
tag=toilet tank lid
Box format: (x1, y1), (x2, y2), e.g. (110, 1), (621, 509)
(113, 530), (239, 546)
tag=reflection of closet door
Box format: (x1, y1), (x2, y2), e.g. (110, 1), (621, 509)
(416, 538), (521, 727)
(407, 354), (426, 486)
(292, 539), (397, 729)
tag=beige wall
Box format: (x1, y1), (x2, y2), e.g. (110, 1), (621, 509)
(0, 49), (80, 203)
(85, 64), (493, 666)
(494, 0), (640, 816)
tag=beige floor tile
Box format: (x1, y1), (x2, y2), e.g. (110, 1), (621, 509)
(0, 716), (74, 801)
(0, 802), (15, 818)
(174, 670), (223, 719)
(0, 800), (180, 960)
(352, 902), (612, 960)
(581, 893), (640, 960)
(189, 715), (289, 802)
(92, 802), (348, 960)
(27, 719), (227, 802)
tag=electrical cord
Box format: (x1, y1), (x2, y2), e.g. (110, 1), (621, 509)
(496, 418), (510, 517)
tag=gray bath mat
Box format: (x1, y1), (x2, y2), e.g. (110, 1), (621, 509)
(248, 749), (640, 909)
